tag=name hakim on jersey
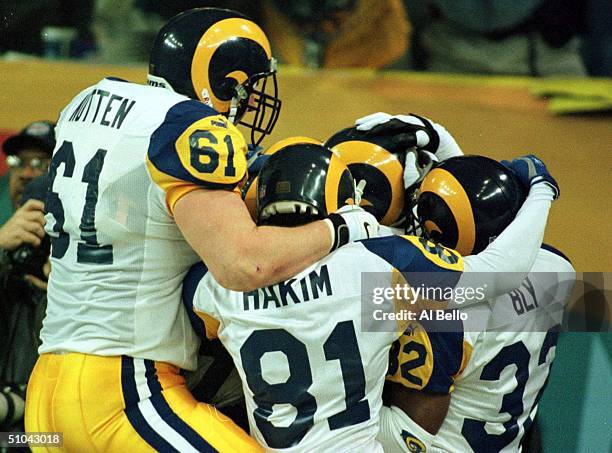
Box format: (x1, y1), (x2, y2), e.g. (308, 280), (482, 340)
(40, 78), (249, 370)
(385, 246), (575, 453)
(183, 234), (465, 452)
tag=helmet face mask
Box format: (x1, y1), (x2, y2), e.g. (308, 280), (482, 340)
(234, 65), (281, 148)
(148, 8), (281, 147)
(404, 193), (421, 236)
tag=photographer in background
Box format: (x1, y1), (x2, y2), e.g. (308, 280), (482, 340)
(0, 122), (54, 435)
(0, 121), (54, 225)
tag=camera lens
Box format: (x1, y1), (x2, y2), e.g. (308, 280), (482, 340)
(9, 246), (35, 267)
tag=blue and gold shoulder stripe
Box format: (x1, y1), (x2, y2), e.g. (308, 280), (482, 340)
(147, 100), (248, 214)
(361, 235), (464, 297)
(182, 261), (220, 340)
(361, 235), (464, 273)
(386, 316), (472, 394)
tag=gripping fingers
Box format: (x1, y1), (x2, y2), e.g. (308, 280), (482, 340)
(354, 180), (367, 205)
(21, 199), (45, 212)
(355, 112), (393, 131)
(21, 230), (42, 247)
(23, 209), (45, 223)
(23, 220), (46, 239)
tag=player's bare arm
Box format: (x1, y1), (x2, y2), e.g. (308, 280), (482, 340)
(175, 188), (336, 291)
(378, 369), (453, 452)
(385, 384), (451, 434)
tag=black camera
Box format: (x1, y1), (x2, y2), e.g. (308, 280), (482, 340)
(7, 236), (51, 280)
(0, 385), (25, 431)
(5, 173), (51, 281)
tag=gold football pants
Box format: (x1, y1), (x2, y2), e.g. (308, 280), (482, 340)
(25, 353), (261, 452)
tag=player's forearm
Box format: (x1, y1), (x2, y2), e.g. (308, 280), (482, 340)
(242, 221), (332, 288)
(459, 184), (555, 302)
(175, 188), (332, 292)
(200, 224), (330, 292)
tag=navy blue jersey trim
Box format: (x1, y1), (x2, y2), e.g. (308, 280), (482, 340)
(182, 262), (210, 339)
(396, 315), (465, 395)
(360, 235), (461, 274)
(541, 243), (572, 264)
(361, 236), (462, 297)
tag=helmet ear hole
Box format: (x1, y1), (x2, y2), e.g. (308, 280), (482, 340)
(148, 8), (281, 146)
(427, 229), (443, 243)
(325, 127), (405, 226)
(417, 155), (526, 255)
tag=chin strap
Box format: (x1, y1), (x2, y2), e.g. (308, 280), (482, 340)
(354, 179), (366, 205)
(228, 85), (249, 125)
(228, 96), (239, 124)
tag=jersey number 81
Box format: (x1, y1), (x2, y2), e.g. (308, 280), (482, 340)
(240, 320), (370, 448)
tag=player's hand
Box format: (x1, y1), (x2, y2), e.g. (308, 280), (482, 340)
(0, 199), (45, 251)
(403, 149), (439, 190)
(326, 205), (379, 251)
(501, 155), (560, 200)
(355, 112), (464, 161)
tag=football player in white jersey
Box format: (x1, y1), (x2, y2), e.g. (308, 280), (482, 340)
(24, 8), (377, 453)
(185, 135), (560, 452)
(349, 113), (574, 452)
(408, 157), (575, 453)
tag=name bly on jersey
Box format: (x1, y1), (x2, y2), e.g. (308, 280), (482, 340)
(373, 308), (467, 322)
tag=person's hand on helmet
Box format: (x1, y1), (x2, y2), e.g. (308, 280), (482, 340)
(355, 112), (464, 161)
(403, 149), (439, 190)
(501, 155), (560, 200)
(325, 204), (379, 251)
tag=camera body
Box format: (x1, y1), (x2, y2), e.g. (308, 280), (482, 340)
(0, 384), (26, 431)
(7, 235), (51, 280)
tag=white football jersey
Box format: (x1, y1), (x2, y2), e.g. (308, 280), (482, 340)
(185, 235), (465, 452)
(40, 78), (249, 370)
(431, 247), (575, 453)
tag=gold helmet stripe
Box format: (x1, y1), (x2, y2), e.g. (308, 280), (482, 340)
(332, 140), (404, 225)
(325, 154), (351, 213)
(264, 136), (320, 155)
(419, 168), (475, 255)
(191, 18), (272, 108)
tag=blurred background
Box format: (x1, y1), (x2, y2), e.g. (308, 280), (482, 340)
(0, 1), (610, 452)
(1, 0), (611, 75)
